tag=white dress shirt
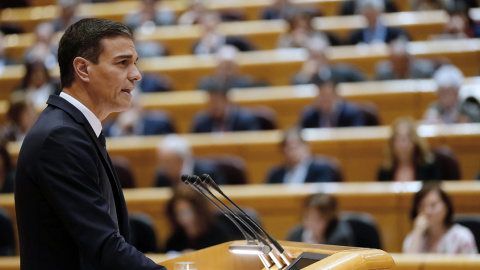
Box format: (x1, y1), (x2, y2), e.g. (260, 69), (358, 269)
(59, 92), (103, 137)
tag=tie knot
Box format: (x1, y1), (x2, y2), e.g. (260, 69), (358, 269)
(99, 131), (106, 149)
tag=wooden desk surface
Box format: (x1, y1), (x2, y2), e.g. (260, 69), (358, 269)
(1, 181), (479, 256)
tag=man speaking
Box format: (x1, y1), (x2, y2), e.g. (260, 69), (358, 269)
(15, 18), (167, 270)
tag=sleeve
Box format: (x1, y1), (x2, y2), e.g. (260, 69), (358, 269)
(457, 227), (478, 254)
(402, 233), (413, 253)
(37, 126), (166, 270)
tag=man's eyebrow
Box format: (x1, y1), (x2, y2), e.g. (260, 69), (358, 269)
(113, 54), (134, 60)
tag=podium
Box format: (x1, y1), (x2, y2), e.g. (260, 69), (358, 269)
(157, 240), (396, 269)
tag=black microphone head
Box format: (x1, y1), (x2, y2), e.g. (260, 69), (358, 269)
(181, 174), (195, 185)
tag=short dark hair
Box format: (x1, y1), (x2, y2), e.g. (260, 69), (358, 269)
(410, 182), (454, 228)
(58, 18), (134, 89)
(280, 126), (307, 150)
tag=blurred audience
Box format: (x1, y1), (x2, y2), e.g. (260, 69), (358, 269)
(349, 0), (409, 45)
(292, 37), (365, 85)
(178, 0), (207, 25)
(298, 71), (365, 128)
(337, 0), (398, 15)
(191, 84), (261, 133)
(375, 38), (436, 80)
(138, 73), (173, 93)
(261, 0), (298, 20)
(378, 117), (441, 182)
(124, 0), (175, 30)
(197, 46), (257, 91)
(103, 98), (175, 137)
(1, 92), (38, 143)
(277, 12), (340, 48)
(410, 0), (450, 11)
(431, 1), (478, 39)
(165, 186), (232, 254)
(15, 60), (59, 110)
(52, 0), (82, 32)
(192, 12), (255, 55)
(423, 65), (480, 123)
(287, 193), (355, 246)
(265, 127), (337, 184)
(154, 135), (225, 188)
(0, 31), (16, 69)
(403, 182), (477, 253)
(0, 143), (15, 194)
(24, 22), (58, 70)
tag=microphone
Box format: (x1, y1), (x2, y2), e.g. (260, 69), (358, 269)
(200, 174), (293, 266)
(181, 175), (276, 269)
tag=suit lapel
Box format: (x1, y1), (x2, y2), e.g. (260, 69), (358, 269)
(46, 95), (129, 237)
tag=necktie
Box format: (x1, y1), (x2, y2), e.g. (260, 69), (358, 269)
(99, 131), (107, 154)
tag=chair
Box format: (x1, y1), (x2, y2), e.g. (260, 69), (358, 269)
(129, 212), (158, 254)
(215, 207), (263, 241)
(313, 155), (344, 182)
(0, 207), (15, 256)
(207, 155), (249, 185)
(341, 211), (382, 250)
(356, 102), (381, 126)
(431, 146), (462, 180)
(454, 214), (480, 252)
(111, 156), (136, 189)
(250, 106), (278, 131)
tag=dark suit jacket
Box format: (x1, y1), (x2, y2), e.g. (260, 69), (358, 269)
(155, 159), (226, 187)
(299, 101), (365, 128)
(265, 160), (335, 184)
(15, 95), (165, 270)
(191, 107), (261, 133)
(377, 162), (442, 181)
(349, 26), (408, 45)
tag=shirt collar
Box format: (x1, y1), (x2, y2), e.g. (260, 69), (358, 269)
(59, 92), (103, 137)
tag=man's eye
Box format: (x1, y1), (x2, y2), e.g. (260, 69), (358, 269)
(119, 60), (127, 65)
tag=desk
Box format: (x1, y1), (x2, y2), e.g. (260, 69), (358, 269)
(0, 181), (479, 254)
(7, 123), (480, 188)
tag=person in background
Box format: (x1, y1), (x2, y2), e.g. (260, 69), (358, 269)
(410, 0), (451, 11)
(103, 97), (175, 137)
(265, 127), (336, 184)
(337, 0), (397, 15)
(191, 84), (261, 133)
(292, 37), (365, 85)
(197, 45), (257, 91)
(431, 1), (478, 39)
(165, 186), (232, 253)
(277, 12), (340, 48)
(403, 182), (477, 253)
(0, 143), (15, 193)
(192, 11), (255, 55)
(124, 0), (175, 30)
(261, 0), (298, 20)
(348, 0), (408, 45)
(1, 92), (38, 143)
(155, 134), (225, 188)
(298, 71), (365, 128)
(378, 117), (441, 181)
(24, 22), (58, 70)
(375, 38), (436, 80)
(178, 0), (207, 25)
(15, 60), (59, 110)
(287, 193), (355, 246)
(423, 65), (479, 123)
(52, 0), (82, 32)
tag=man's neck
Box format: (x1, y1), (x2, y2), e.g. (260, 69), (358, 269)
(62, 85), (108, 121)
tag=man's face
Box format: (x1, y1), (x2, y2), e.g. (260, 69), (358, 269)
(86, 36), (142, 116)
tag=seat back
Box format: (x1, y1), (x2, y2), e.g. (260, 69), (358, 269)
(431, 146), (462, 180)
(356, 102), (381, 126)
(454, 214), (480, 252)
(207, 155), (249, 185)
(129, 212), (158, 253)
(313, 155), (344, 182)
(250, 106), (278, 131)
(0, 207), (15, 256)
(341, 211), (382, 249)
(215, 207), (263, 241)
(111, 156), (137, 189)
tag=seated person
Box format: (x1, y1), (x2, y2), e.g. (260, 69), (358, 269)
(403, 182), (478, 253)
(375, 38), (436, 80)
(265, 127), (336, 184)
(348, 0), (409, 45)
(298, 72), (365, 128)
(192, 11), (255, 55)
(287, 193), (355, 246)
(423, 65), (480, 123)
(337, 0), (398, 15)
(0, 143), (15, 193)
(378, 117), (441, 181)
(138, 72), (173, 93)
(165, 186), (232, 254)
(124, 0), (175, 30)
(52, 0), (83, 32)
(103, 98), (175, 137)
(191, 84), (261, 133)
(154, 135), (225, 188)
(292, 37), (365, 85)
(197, 46), (257, 91)
(431, 1), (478, 39)
(277, 12), (340, 48)
(24, 22), (58, 70)
(261, 0), (298, 20)
(1, 92), (38, 143)
(178, 0), (207, 25)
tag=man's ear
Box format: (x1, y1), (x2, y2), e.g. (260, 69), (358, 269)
(73, 57), (90, 83)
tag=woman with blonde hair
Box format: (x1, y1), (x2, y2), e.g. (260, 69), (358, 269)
(377, 117), (441, 181)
